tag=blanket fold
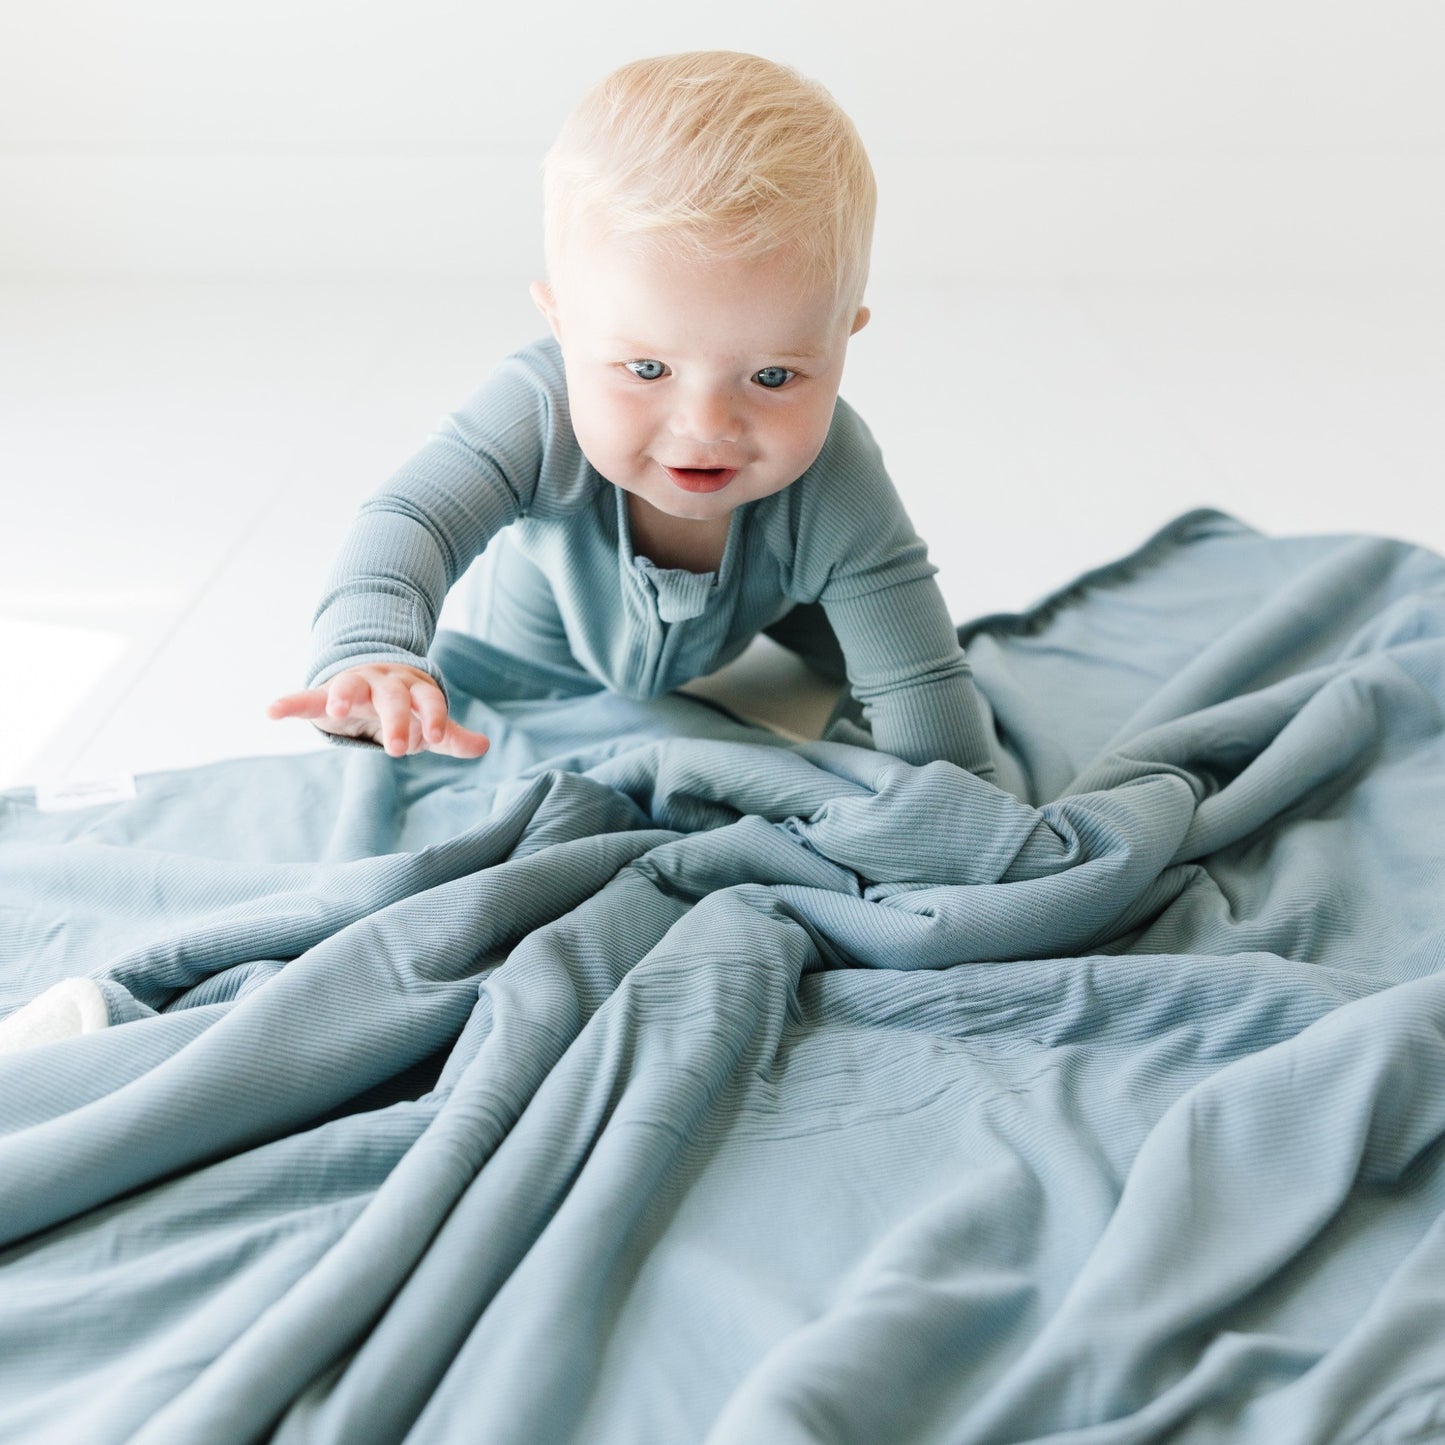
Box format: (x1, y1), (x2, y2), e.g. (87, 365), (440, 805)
(3, 508), (1443, 1444)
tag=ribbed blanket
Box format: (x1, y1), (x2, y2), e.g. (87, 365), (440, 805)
(3, 509), (1442, 1444)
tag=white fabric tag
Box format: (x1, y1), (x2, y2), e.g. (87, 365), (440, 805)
(34, 776), (138, 812)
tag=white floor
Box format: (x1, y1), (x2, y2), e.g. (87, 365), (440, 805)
(3, 276), (1442, 791)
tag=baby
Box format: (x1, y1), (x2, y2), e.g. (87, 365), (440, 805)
(269, 50), (994, 777)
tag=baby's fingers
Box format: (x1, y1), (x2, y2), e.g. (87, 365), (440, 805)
(410, 681), (450, 746)
(325, 672), (374, 721)
(434, 718), (491, 759)
(267, 688), (331, 721)
(408, 681), (488, 757)
(371, 675), (421, 756)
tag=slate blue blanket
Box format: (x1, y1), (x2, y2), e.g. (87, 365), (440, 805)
(3, 508), (1444, 1444)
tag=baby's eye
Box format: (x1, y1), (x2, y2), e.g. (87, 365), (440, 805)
(753, 366), (796, 390)
(625, 359), (668, 381)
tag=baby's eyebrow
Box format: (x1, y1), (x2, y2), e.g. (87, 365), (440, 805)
(611, 339), (824, 362)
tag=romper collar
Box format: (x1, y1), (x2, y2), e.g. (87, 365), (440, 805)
(616, 489), (747, 623)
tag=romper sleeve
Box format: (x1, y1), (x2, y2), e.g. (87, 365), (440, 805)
(792, 401), (995, 776)
(306, 339), (572, 694)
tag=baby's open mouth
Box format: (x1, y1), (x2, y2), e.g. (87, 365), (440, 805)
(664, 466), (738, 494)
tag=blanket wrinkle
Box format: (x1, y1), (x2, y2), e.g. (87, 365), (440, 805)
(0, 825), (671, 1248)
(1100, 534), (1432, 747)
(942, 973), (1445, 1445)
(56, 769), (578, 1013)
(586, 735), (883, 835)
(630, 814), (860, 901)
(769, 773), (1196, 970)
(196, 891), (814, 1445)
(4, 509), (1445, 1443)
(704, 1157), (1049, 1445)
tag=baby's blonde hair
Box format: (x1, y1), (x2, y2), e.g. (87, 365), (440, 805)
(541, 50), (876, 313)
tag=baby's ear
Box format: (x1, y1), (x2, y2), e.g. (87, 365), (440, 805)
(850, 306), (871, 336)
(530, 281), (563, 342)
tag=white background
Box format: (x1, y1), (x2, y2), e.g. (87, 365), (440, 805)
(3, 0), (1443, 787)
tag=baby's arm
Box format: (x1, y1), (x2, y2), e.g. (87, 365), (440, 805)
(789, 398), (993, 775)
(824, 580), (994, 776)
(268, 663), (490, 757)
(271, 343), (566, 758)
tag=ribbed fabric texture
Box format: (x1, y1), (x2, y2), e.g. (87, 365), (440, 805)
(3, 509), (1445, 1443)
(306, 336), (993, 775)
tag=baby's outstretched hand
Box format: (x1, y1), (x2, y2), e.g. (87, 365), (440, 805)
(267, 663), (490, 759)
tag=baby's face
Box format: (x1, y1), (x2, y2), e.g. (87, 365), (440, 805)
(532, 236), (869, 524)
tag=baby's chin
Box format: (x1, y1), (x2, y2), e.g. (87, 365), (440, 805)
(618, 474), (738, 522)
(641, 493), (734, 523)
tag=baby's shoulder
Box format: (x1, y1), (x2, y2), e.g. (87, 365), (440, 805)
(816, 394), (888, 472)
(437, 335), (595, 517)
(787, 396), (902, 519)
(474, 334), (569, 418)
(502, 333), (566, 383)
(447, 333), (569, 437)
(758, 398), (919, 585)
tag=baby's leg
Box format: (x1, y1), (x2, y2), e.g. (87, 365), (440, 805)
(452, 535), (581, 672)
(762, 602), (848, 685)
(436, 536), (605, 704)
(761, 603), (874, 741)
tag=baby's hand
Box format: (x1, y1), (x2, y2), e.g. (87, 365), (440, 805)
(267, 663), (490, 759)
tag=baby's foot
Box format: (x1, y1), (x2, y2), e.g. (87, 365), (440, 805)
(0, 978), (110, 1055)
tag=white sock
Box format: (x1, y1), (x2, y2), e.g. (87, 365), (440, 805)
(0, 978), (111, 1055)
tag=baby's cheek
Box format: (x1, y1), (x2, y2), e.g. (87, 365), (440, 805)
(775, 402), (834, 474)
(568, 399), (615, 462)
(577, 388), (649, 456)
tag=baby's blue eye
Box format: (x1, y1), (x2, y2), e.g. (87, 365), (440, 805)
(754, 366), (795, 390)
(625, 359), (667, 381)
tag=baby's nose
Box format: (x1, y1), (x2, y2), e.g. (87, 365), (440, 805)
(671, 387), (740, 446)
